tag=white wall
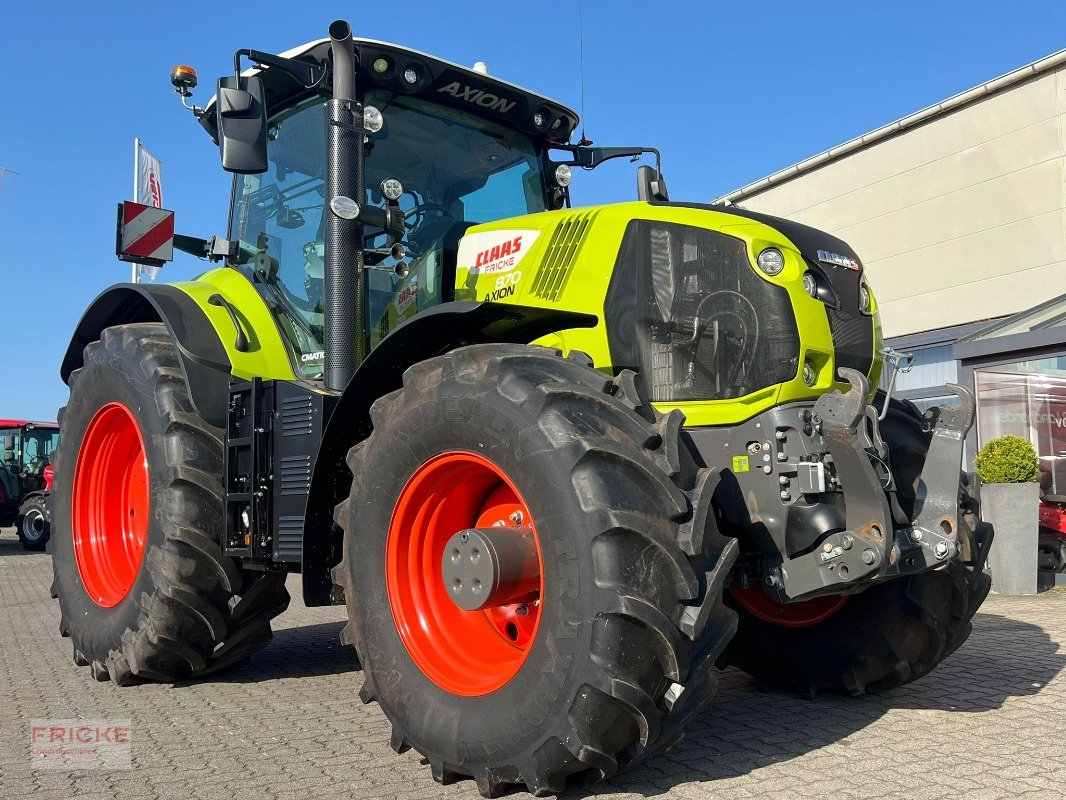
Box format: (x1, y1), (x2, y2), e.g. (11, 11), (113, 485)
(734, 69), (1066, 338)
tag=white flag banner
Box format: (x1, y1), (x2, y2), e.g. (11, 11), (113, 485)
(135, 140), (163, 281)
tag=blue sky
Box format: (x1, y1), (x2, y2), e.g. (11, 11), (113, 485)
(3, 0), (1066, 419)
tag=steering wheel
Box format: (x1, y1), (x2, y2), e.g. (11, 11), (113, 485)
(403, 202), (457, 257)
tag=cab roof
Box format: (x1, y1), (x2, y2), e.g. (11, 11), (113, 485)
(0, 419), (58, 429)
(202, 38), (579, 146)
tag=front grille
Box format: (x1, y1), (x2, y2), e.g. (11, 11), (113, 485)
(606, 220), (800, 402)
(828, 308), (874, 372)
(813, 259), (874, 373)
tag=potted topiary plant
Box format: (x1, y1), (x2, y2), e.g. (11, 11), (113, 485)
(976, 435), (1040, 594)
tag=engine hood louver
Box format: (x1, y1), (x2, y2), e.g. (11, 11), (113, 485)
(530, 211), (597, 302)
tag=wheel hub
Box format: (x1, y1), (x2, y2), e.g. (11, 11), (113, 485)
(442, 525), (540, 611)
(22, 510), (45, 540)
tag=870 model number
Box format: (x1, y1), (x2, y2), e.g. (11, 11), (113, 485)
(484, 271), (522, 301)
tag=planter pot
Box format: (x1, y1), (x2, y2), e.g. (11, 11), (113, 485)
(980, 482), (1040, 595)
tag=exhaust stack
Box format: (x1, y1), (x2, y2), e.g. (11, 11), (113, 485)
(323, 19), (364, 391)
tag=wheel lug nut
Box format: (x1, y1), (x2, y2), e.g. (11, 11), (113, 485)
(509, 510), (524, 524)
(515, 604), (529, 616)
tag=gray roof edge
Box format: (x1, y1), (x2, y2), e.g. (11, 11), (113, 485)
(715, 47), (1066, 205)
(204, 37), (577, 119)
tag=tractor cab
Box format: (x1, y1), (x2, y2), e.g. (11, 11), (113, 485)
(205, 39), (579, 378)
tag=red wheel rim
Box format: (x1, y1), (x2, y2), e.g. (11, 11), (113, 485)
(72, 402), (150, 608)
(730, 585), (847, 628)
(386, 451), (543, 696)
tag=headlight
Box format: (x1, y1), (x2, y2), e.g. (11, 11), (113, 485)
(403, 67), (419, 85)
(381, 178), (404, 201)
(329, 196), (360, 220)
(756, 247), (785, 276)
(363, 105), (383, 133)
(802, 271), (818, 298)
(372, 57), (390, 74)
(859, 283), (872, 313)
(554, 164), (573, 187)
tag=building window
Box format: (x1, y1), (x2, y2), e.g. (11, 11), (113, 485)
(975, 357), (1066, 498)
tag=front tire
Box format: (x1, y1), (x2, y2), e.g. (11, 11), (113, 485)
(17, 494), (49, 551)
(50, 323), (289, 683)
(335, 345), (738, 796)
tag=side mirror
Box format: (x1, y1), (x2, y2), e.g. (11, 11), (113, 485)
(216, 75), (268, 174)
(637, 165), (669, 202)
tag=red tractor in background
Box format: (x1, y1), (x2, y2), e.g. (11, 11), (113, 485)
(0, 419), (59, 550)
(1039, 497), (1066, 573)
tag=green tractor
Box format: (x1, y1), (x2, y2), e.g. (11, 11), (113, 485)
(51, 21), (993, 795)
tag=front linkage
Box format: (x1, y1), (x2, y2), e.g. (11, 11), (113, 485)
(692, 369), (991, 604)
(775, 369), (986, 600)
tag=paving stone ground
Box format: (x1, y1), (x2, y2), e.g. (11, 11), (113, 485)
(2, 526), (1064, 800)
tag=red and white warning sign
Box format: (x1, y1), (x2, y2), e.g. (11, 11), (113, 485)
(116, 201), (175, 265)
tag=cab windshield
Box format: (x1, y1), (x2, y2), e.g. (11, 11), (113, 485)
(21, 427), (59, 472)
(229, 92), (549, 377)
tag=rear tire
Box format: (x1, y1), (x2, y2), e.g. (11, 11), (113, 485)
(50, 323), (289, 684)
(17, 494), (49, 551)
(720, 394), (992, 695)
(335, 344), (738, 796)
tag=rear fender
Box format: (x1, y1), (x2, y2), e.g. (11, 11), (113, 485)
(61, 284), (232, 427)
(61, 270), (295, 428)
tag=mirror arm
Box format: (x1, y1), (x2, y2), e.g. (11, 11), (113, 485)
(555, 145), (662, 176)
(174, 234), (239, 263)
(356, 204), (406, 244)
(232, 48), (324, 88)
(173, 234), (209, 258)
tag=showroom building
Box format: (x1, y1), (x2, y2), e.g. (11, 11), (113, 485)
(716, 47), (1066, 494)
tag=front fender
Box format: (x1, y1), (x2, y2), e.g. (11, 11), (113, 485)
(302, 301), (597, 606)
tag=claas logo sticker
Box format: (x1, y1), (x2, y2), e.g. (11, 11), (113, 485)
(457, 229), (540, 276)
(474, 236), (523, 270)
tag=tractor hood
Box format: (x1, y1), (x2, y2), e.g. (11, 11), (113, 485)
(659, 201), (864, 275)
